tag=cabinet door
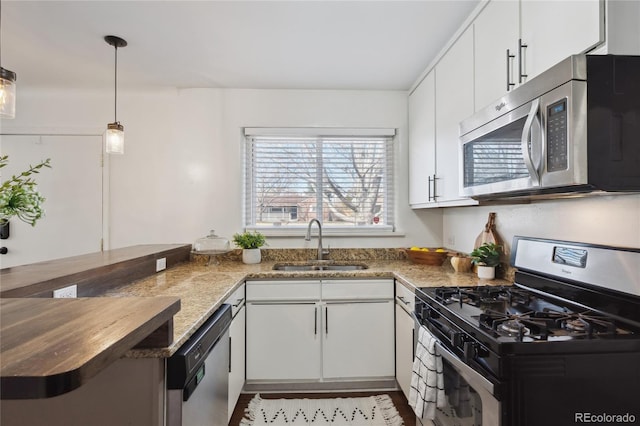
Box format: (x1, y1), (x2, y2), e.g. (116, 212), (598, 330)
(435, 27), (477, 205)
(395, 305), (414, 400)
(322, 301), (395, 379)
(520, 0), (602, 82)
(246, 303), (321, 381)
(408, 70), (437, 207)
(228, 305), (245, 421)
(474, 0), (519, 110)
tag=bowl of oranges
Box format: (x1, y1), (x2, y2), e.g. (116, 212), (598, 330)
(405, 247), (448, 266)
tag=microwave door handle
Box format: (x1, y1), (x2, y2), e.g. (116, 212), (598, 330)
(521, 98), (541, 186)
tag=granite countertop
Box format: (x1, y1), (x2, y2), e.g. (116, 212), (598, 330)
(103, 252), (511, 358)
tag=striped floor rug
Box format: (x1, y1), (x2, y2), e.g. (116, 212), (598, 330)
(240, 394), (405, 426)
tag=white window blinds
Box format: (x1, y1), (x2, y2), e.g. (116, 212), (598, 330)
(244, 130), (395, 232)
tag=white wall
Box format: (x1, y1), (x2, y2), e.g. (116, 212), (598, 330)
(2, 87), (442, 252)
(443, 194), (640, 257)
(217, 89), (442, 249)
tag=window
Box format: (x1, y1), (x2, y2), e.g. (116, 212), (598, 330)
(244, 128), (395, 233)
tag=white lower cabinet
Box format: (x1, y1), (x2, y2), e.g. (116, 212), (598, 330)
(245, 279), (394, 384)
(395, 282), (416, 400)
(246, 302), (322, 381)
(227, 284), (246, 421)
(228, 304), (245, 420)
(323, 300), (395, 379)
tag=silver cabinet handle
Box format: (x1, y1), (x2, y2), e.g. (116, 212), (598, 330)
(232, 297), (245, 307)
(428, 174), (438, 202)
(325, 306), (328, 335)
(506, 49), (516, 91)
(314, 306), (318, 335)
(518, 38), (528, 83)
(397, 296), (411, 305)
(432, 174), (438, 201)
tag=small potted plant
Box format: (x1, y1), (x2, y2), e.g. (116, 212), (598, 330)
(232, 230), (266, 264)
(470, 242), (502, 279)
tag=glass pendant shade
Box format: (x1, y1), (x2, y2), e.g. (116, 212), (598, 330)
(0, 67), (16, 119)
(105, 122), (124, 154)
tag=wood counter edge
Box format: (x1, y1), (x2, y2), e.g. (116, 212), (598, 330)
(0, 296), (180, 400)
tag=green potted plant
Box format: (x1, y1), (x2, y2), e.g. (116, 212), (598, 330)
(470, 242), (502, 279)
(0, 156), (51, 240)
(232, 230), (266, 264)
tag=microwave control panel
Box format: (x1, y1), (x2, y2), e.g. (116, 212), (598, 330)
(546, 99), (568, 172)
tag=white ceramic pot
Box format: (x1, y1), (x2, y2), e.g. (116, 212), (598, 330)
(242, 248), (262, 264)
(477, 265), (496, 280)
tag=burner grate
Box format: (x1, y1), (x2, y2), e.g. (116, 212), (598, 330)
(479, 308), (623, 341)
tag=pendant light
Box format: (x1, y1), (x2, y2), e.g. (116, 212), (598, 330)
(0, 0), (17, 119)
(104, 35), (127, 154)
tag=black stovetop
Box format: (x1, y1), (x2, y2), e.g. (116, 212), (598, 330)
(418, 284), (637, 343)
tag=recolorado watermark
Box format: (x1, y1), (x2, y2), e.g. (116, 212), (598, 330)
(575, 412), (637, 423)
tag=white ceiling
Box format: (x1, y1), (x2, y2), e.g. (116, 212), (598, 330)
(2, 0), (479, 91)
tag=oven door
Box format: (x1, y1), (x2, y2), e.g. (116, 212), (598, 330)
(413, 318), (501, 426)
(431, 342), (501, 426)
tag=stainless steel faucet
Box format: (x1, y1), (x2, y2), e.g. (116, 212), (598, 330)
(305, 218), (330, 261)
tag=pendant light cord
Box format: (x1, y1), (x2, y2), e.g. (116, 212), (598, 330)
(114, 44), (118, 122)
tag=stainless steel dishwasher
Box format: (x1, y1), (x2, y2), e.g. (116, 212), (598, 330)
(166, 304), (232, 426)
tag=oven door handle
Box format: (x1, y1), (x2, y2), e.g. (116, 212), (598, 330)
(435, 340), (495, 396)
(412, 311), (496, 396)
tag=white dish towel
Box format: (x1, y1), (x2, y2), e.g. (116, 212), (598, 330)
(408, 325), (446, 421)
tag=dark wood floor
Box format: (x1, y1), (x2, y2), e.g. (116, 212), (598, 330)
(229, 390), (415, 425)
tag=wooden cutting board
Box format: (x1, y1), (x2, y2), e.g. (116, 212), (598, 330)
(474, 212), (501, 249)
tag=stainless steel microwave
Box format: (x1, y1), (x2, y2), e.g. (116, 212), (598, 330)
(459, 55), (640, 200)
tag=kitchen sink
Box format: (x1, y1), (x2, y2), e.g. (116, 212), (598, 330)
(272, 263), (368, 271)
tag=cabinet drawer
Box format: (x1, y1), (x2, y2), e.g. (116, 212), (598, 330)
(395, 281), (415, 312)
(246, 280), (321, 301)
(322, 279), (393, 300)
(226, 284), (245, 318)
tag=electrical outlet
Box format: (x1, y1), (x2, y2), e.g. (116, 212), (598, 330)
(53, 284), (77, 298)
(156, 257), (167, 272)
(446, 235), (456, 246)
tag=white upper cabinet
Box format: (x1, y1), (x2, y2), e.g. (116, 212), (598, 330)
(408, 0), (607, 208)
(473, 0), (520, 110)
(408, 70), (436, 207)
(520, 0), (603, 83)
(408, 29), (478, 208)
(434, 27), (477, 206)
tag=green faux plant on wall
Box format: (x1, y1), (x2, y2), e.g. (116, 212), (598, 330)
(232, 230), (266, 249)
(0, 155), (51, 227)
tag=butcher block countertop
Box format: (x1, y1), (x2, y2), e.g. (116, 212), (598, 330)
(0, 296), (180, 399)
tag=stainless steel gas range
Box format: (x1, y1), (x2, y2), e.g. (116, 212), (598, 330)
(414, 236), (640, 426)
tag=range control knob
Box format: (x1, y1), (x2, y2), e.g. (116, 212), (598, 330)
(449, 332), (463, 347)
(463, 341), (477, 362)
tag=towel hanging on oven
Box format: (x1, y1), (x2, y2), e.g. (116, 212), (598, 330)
(408, 325), (446, 420)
